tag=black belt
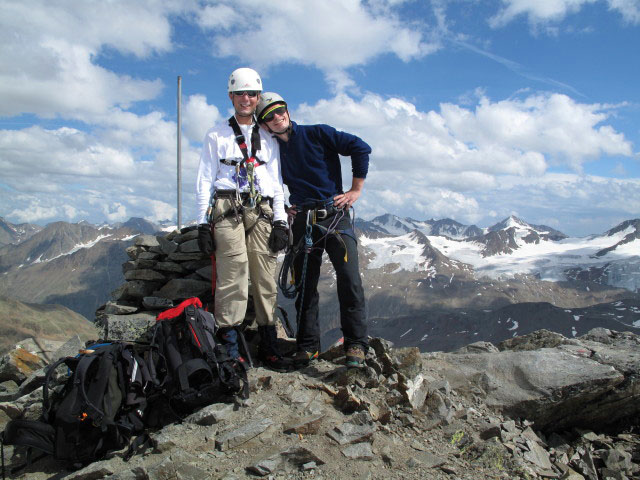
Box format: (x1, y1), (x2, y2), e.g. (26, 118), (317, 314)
(298, 203), (341, 221)
(215, 190), (271, 203)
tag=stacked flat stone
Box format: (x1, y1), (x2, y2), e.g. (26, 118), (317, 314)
(95, 227), (212, 341)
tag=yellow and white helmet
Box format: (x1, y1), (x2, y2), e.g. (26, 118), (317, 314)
(256, 92), (287, 123)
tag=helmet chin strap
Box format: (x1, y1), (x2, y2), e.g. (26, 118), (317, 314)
(267, 121), (292, 136)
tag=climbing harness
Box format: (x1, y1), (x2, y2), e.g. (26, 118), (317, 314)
(220, 116), (266, 208)
(277, 202), (357, 328)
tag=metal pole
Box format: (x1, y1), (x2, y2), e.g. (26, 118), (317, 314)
(177, 75), (182, 230)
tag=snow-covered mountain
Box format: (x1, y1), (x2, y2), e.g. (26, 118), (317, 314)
(0, 221), (142, 272)
(358, 216), (640, 292)
(357, 214), (483, 239)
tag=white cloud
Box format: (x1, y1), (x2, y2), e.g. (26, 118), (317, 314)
(288, 92), (635, 232)
(607, 0), (640, 23)
(0, 0), (178, 118)
(490, 0), (598, 27)
(295, 92), (631, 178)
(489, 0), (640, 27)
(103, 203), (128, 223)
(182, 95), (221, 144)
(198, 0), (439, 92)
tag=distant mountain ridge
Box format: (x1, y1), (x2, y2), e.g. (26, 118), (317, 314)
(0, 217), (43, 247)
(356, 214), (484, 239)
(0, 221), (142, 272)
(0, 296), (97, 354)
(1, 214), (638, 337)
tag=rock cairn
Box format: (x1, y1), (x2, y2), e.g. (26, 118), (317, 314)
(95, 228), (213, 340)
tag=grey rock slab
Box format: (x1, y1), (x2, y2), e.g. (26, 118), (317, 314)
(146, 452), (209, 480)
(141, 296), (174, 310)
(326, 421), (376, 445)
(166, 252), (205, 262)
(195, 265), (213, 281)
(181, 258), (212, 272)
(401, 373), (429, 409)
(64, 461), (116, 479)
(391, 347), (422, 378)
(156, 236), (178, 255)
(248, 446), (325, 476)
(430, 348), (626, 431)
(215, 417), (274, 451)
(0, 380), (19, 401)
(173, 229), (199, 243)
(154, 278), (210, 300)
(178, 238), (201, 253)
(247, 454), (282, 476)
(341, 442), (374, 460)
(15, 338), (65, 362)
(187, 402), (235, 425)
(112, 280), (162, 300)
(154, 261), (185, 273)
(137, 251), (159, 260)
(103, 301), (138, 315)
(51, 335), (85, 361)
(603, 447), (633, 472)
(133, 258), (156, 269)
(135, 235), (159, 247)
(124, 269), (167, 282)
(125, 245), (144, 260)
(282, 413), (325, 434)
(0, 348), (46, 383)
(413, 451), (447, 469)
(523, 439), (554, 470)
(96, 312), (156, 341)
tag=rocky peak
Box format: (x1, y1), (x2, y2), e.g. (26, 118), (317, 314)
(1, 328), (639, 479)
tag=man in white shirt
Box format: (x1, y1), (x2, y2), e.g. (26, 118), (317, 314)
(195, 68), (291, 371)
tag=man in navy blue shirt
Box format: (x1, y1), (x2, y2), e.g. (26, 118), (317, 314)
(256, 92), (371, 368)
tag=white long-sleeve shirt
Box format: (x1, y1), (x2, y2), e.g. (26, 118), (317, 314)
(195, 118), (286, 224)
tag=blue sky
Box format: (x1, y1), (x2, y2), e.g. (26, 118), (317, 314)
(1, 0), (639, 237)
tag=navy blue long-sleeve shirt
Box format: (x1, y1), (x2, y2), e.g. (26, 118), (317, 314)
(276, 121), (371, 206)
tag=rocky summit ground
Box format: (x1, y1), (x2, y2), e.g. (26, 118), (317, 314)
(1, 328), (639, 480)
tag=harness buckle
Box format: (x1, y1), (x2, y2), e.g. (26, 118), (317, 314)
(316, 208), (328, 220)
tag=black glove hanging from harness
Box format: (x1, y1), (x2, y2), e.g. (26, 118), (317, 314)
(198, 223), (215, 256)
(268, 220), (289, 252)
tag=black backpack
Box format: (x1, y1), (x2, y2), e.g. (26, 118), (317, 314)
(147, 297), (248, 425)
(1, 341), (156, 472)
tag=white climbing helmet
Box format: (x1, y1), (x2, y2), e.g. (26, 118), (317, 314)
(228, 67), (262, 93)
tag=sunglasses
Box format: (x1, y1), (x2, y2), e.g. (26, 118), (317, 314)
(261, 105), (287, 123)
(233, 90), (259, 97)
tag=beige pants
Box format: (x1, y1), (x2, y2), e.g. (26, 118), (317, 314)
(212, 197), (278, 328)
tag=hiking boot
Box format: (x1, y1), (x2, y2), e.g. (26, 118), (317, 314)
(257, 325), (293, 372)
(345, 345), (365, 368)
(292, 350), (318, 369)
(260, 354), (293, 372)
(218, 327), (241, 360)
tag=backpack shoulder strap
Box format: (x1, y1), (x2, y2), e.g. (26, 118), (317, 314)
(42, 357), (72, 422)
(75, 345), (121, 426)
